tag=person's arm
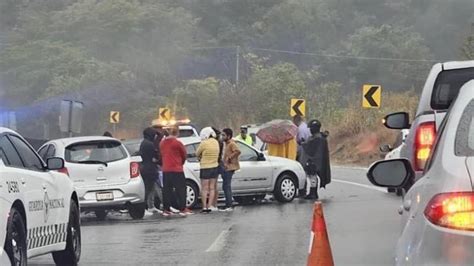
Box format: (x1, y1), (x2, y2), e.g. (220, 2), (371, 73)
(230, 142), (241, 160)
(178, 142), (187, 165)
(196, 142), (203, 160)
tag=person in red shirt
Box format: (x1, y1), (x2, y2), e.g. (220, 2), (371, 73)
(160, 127), (193, 216)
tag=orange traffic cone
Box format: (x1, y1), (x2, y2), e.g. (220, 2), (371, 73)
(307, 201), (334, 266)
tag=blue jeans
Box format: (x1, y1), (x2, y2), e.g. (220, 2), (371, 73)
(222, 170), (235, 207)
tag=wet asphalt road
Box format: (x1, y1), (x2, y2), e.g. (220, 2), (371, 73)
(30, 167), (402, 266)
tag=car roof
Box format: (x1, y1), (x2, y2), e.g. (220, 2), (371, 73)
(178, 136), (201, 145)
(442, 60), (474, 70)
(46, 136), (121, 147)
(0, 127), (18, 135)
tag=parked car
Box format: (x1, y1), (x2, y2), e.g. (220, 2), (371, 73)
(39, 137), (146, 220)
(181, 137), (306, 208)
(383, 60), (474, 191)
(380, 129), (410, 160)
(0, 128), (80, 265)
(367, 81), (474, 265)
(123, 137), (306, 208)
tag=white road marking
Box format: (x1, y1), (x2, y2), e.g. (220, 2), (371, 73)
(332, 179), (388, 193)
(206, 227), (232, 252)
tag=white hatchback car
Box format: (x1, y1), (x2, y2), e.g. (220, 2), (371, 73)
(39, 137), (146, 220)
(0, 128), (80, 265)
(367, 81), (474, 265)
(181, 137), (306, 208)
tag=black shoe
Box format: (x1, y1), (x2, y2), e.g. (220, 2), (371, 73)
(200, 208), (211, 214)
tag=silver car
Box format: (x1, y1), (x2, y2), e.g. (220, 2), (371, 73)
(181, 137), (306, 208)
(39, 137), (146, 220)
(367, 80), (474, 265)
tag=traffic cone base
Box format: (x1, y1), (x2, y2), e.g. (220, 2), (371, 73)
(307, 201), (334, 266)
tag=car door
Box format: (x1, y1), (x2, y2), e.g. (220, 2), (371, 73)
(0, 135), (51, 251)
(233, 142), (272, 191)
(8, 135), (63, 232)
(184, 143), (201, 179)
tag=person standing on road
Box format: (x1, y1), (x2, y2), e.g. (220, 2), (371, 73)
(196, 127), (220, 213)
(293, 115), (311, 161)
(220, 128), (240, 211)
(139, 127), (161, 214)
(235, 127), (254, 146)
(211, 127), (224, 211)
(298, 119), (331, 200)
(103, 131), (113, 137)
(160, 127), (192, 217)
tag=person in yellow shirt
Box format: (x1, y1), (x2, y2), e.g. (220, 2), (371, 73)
(196, 127), (220, 213)
(235, 127), (254, 146)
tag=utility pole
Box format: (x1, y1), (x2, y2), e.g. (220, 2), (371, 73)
(236, 46), (240, 87)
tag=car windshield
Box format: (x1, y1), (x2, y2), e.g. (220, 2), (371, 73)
(65, 141), (127, 163)
(431, 68), (474, 110)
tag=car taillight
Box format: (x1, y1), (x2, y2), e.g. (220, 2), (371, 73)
(414, 121), (436, 171)
(130, 162), (140, 178)
(425, 192), (474, 231)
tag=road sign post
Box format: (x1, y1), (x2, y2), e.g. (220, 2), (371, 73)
(290, 99), (306, 117)
(362, 85), (382, 108)
(110, 111), (120, 136)
(60, 100), (84, 137)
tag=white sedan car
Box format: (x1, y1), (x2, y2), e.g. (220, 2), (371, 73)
(367, 81), (474, 265)
(39, 137), (146, 220)
(181, 137), (306, 208)
(0, 128), (80, 265)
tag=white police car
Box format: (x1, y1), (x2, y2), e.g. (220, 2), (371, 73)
(0, 128), (81, 265)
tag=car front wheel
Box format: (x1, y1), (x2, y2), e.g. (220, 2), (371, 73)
(129, 203), (145, 220)
(53, 200), (81, 266)
(186, 180), (199, 209)
(274, 174), (297, 203)
(5, 207), (27, 266)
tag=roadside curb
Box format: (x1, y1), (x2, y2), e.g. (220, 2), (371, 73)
(333, 165), (368, 171)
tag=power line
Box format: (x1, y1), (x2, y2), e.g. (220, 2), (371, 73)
(190, 45), (441, 63)
(248, 47), (440, 63)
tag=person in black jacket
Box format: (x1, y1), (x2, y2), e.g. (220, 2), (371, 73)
(140, 127), (160, 213)
(299, 120), (331, 200)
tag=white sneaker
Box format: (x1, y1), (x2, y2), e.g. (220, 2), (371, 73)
(144, 210), (154, 216)
(170, 207), (180, 214)
(208, 206), (219, 212)
(147, 207), (161, 213)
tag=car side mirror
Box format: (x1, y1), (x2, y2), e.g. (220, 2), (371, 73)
(383, 112), (410, 129)
(257, 153), (266, 161)
(367, 159), (413, 188)
(379, 144), (393, 153)
(47, 157), (65, 170)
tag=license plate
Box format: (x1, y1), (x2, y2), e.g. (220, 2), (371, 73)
(96, 192), (114, 201)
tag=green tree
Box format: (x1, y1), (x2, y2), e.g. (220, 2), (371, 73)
(0, 40), (131, 105)
(344, 25), (432, 91)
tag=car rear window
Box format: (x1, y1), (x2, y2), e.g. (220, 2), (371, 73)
(431, 68), (474, 110)
(65, 141), (127, 163)
(179, 129), (195, 138)
(455, 100), (474, 156)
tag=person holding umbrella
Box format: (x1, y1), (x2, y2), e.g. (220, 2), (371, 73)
(257, 119), (298, 160)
